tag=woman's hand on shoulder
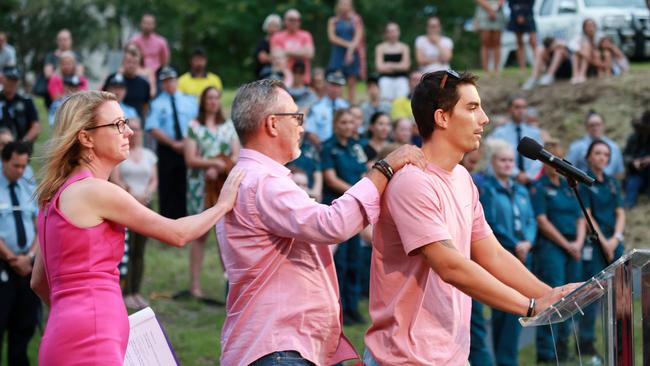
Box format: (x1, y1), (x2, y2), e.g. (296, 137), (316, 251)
(215, 168), (245, 212)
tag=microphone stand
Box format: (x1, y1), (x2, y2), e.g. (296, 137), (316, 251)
(565, 176), (611, 266)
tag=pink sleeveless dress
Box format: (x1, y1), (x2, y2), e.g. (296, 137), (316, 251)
(37, 170), (129, 365)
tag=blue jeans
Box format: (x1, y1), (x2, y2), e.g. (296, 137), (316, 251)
(624, 171), (650, 208)
(363, 348), (380, 366)
(250, 351), (315, 365)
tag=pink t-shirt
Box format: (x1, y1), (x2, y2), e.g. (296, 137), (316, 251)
(365, 163), (492, 365)
(130, 33), (170, 71)
(270, 30), (314, 83)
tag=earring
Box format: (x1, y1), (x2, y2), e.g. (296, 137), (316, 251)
(83, 153), (94, 163)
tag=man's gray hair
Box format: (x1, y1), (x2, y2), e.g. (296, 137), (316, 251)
(231, 79), (286, 145)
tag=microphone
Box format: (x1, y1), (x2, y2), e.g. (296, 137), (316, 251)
(517, 137), (595, 186)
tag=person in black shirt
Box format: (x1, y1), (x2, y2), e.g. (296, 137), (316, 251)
(0, 67), (40, 145)
(508, 0), (537, 70)
(255, 14), (282, 79)
(623, 111), (650, 208)
(102, 46), (151, 122)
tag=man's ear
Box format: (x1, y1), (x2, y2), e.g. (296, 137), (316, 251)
(433, 109), (449, 129)
(78, 130), (94, 149)
(264, 114), (280, 137)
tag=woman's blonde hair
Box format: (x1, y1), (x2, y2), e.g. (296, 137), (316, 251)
(35, 91), (116, 205)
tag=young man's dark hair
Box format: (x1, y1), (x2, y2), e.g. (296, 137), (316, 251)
(411, 70), (478, 141)
(1, 140), (30, 161)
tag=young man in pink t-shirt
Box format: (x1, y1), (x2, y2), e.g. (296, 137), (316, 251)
(364, 70), (580, 365)
(130, 14), (170, 72)
(270, 9), (315, 84)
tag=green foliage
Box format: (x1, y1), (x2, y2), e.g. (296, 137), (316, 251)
(1, 0), (121, 78)
(3, 0), (480, 86)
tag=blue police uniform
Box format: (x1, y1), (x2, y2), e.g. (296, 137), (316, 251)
(290, 140), (321, 190)
(146, 90), (197, 219)
(120, 102), (139, 120)
(305, 96), (349, 143)
(0, 171), (41, 365)
(481, 176), (537, 366)
(467, 171), (495, 366)
(321, 136), (367, 319)
(578, 170), (625, 346)
(530, 175), (583, 361)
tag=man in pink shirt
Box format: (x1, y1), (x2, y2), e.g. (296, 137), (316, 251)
(130, 14), (170, 72)
(270, 9), (315, 84)
(364, 70), (580, 365)
(216, 79), (424, 366)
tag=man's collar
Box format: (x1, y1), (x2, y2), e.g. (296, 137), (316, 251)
(239, 148), (290, 177)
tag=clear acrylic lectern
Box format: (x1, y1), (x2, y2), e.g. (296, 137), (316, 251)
(519, 249), (650, 365)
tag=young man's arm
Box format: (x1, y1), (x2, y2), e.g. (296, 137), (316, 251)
(471, 233), (549, 298)
(419, 238), (577, 316)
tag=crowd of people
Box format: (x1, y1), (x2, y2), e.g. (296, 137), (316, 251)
(0, 0), (649, 365)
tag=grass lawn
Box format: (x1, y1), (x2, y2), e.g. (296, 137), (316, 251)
(4, 64), (650, 364)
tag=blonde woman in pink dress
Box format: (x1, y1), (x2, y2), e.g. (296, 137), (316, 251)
(30, 90), (243, 365)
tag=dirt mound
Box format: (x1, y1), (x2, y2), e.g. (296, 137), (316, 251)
(478, 70), (650, 249)
(479, 70), (650, 146)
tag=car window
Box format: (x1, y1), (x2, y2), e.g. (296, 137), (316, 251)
(558, 0), (577, 13)
(540, 0), (556, 16)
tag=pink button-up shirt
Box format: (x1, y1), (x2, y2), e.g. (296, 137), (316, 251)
(217, 148), (380, 366)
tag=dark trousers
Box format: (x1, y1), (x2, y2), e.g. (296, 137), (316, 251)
(157, 144), (187, 219)
(469, 300), (494, 366)
(579, 242), (625, 345)
(0, 262), (41, 366)
(333, 234), (361, 316)
(533, 237), (582, 360)
(124, 231), (148, 295)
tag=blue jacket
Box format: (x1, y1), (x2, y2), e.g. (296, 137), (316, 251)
(480, 176), (537, 252)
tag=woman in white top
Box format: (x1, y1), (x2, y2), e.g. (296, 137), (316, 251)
(375, 22), (411, 102)
(111, 117), (158, 309)
(415, 16), (454, 73)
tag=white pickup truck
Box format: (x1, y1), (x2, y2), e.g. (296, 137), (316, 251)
(499, 0), (650, 68)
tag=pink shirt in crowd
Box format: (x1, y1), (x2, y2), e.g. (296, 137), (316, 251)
(270, 30), (314, 83)
(365, 163), (492, 365)
(130, 33), (170, 71)
(217, 148), (380, 366)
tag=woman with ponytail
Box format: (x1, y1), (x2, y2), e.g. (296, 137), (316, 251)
(31, 91), (243, 365)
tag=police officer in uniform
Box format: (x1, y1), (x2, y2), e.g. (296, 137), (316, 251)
(530, 141), (585, 363)
(0, 141), (40, 366)
(480, 143), (537, 366)
(0, 67), (40, 145)
(146, 66), (197, 219)
(578, 139), (625, 360)
(321, 108), (368, 324)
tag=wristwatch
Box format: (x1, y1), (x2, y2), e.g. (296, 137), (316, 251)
(614, 232), (624, 242)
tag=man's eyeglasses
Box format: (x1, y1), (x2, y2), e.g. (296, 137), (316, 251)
(86, 118), (130, 134)
(439, 69), (460, 89)
(272, 112), (304, 126)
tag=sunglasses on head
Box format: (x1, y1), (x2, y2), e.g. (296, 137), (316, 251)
(439, 69), (460, 89)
